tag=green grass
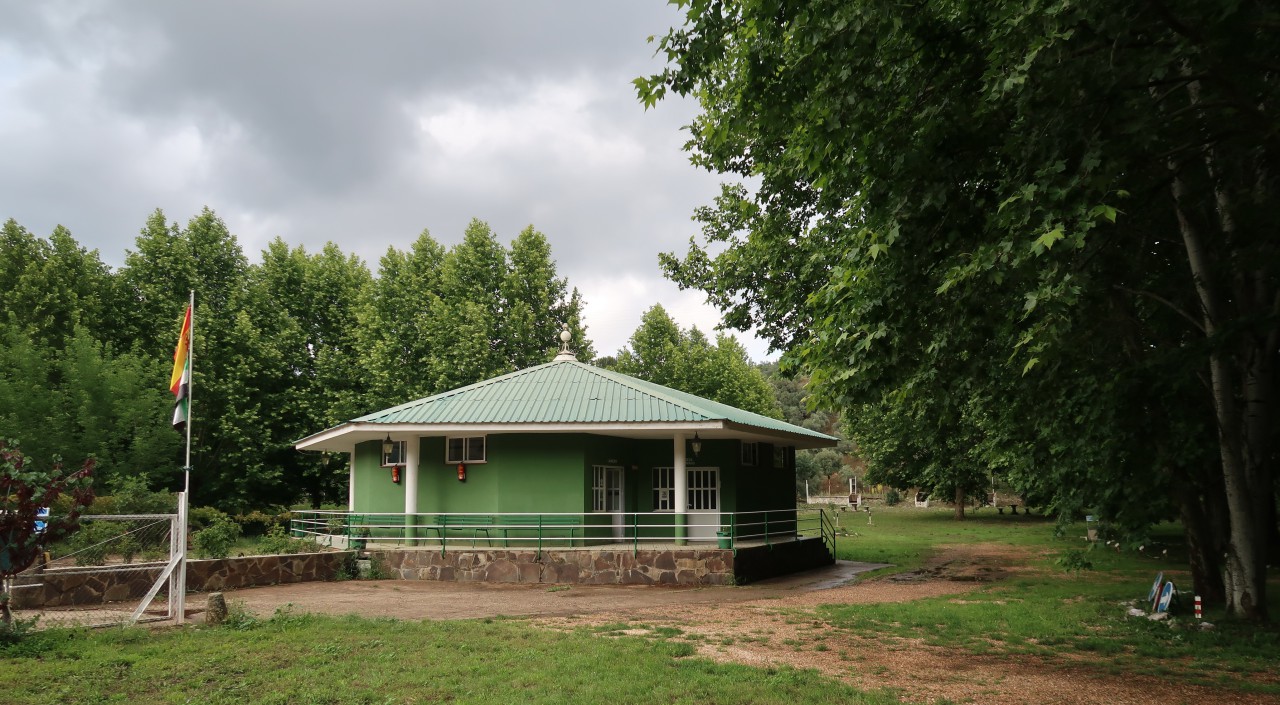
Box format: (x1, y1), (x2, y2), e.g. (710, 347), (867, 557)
(816, 505), (1280, 691)
(0, 609), (903, 705)
(7, 507), (1279, 702)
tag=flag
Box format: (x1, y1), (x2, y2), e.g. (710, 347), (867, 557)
(169, 305), (192, 432)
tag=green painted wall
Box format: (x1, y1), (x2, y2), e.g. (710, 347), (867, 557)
(352, 440), (405, 513)
(349, 434), (799, 522)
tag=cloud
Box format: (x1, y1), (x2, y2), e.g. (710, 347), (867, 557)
(0, 1), (776, 360)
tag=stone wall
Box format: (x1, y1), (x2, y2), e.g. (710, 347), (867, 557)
(11, 551), (353, 609)
(732, 538), (834, 583)
(371, 548), (736, 586)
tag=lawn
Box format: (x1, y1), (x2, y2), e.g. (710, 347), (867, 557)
(820, 505), (1280, 692)
(0, 610), (900, 705)
(2, 506), (1277, 704)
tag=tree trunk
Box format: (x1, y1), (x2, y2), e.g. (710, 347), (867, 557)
(1169, 165), (1273, 621)
(1177, 480), (1227, 606)
(954, 486), (965, 520)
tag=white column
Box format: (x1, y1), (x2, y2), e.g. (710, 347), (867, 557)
(404, 437), (419, 515)
(347, 447), (357, 511)
(403, 437), (419, 543)
(673, 433), (687, 544)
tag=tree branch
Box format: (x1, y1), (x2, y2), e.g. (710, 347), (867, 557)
(1113, 285), (1207, 334)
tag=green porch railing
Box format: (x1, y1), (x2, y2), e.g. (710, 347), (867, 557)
(289, 509), (827, 557)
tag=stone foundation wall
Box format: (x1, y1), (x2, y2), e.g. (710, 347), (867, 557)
(371, 548), (736, 586)
(732, 538), (834, 583)
(11, 551), (353, 608)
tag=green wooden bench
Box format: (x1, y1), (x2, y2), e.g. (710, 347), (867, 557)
(440, 515), (496, 547)
(495, 515), (584, 548)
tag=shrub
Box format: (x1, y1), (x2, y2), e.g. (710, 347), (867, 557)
(188, 506), (228, 532)
(235, 510), (283, 537)
(64, 521), (124, 566)
(884, 488), (902, 506)
(257, 524), (308, 555)
(192, 517), (242, 559)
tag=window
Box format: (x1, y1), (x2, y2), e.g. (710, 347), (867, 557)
(381, 440), (406, 467)
(773, 445), (786, 468)
(652, 467), (675, 511)
(446, 436), (486, 463)
(741, 442), (759, 466)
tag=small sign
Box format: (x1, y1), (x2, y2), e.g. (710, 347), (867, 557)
(659, 489), (669, 502)
(1148, 571), (1164, 603)
(34, 507), (49, 533)
(1157, 581), (1175, 613)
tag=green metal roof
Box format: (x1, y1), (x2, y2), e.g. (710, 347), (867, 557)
(347, 359), (834, 442)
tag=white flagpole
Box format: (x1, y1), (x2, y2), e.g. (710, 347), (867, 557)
(184, 289), (194, 494)
(177, 289), (193, 624)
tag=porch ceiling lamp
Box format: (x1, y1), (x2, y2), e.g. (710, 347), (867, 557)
(691, 433), (702, 456)
(382, 434), (394, 456)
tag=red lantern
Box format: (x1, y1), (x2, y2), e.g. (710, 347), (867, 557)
(391, 465), (401, 484)
(457, 463), (466, 482)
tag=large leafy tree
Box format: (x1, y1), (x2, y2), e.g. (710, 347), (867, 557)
(640, 0), (1277, 619)
(610, 304), (780, 418)
(254, 240), (372, 506)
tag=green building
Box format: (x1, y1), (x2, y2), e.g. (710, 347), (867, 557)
(295, 349), (836, 550)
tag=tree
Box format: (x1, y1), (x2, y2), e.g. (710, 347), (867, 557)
(357, 231), (448, 405)
(0, 439), (94, 626)
(640, 1), (1277, 618)
(611, 304), (780, 418)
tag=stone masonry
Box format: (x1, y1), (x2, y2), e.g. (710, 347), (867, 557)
(11, 551), (353, 609)
(370, 548), (736, 586)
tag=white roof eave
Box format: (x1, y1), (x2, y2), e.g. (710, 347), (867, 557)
(295, 420), (836, 453)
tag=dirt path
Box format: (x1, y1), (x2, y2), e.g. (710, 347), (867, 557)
(217, 546), (1276, 705)
(530, 544), (1276, 705)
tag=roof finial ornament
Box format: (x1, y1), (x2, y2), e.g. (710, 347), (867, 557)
(553, 323), (576, 361)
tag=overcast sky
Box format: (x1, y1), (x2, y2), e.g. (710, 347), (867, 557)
(0, 2), (773, 360)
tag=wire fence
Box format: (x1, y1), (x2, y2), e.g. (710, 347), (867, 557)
(8, 513), (182, 629)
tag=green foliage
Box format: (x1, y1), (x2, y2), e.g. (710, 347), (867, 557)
(188, 506), (228, 532)
(883, 489), (901, 507)
(234, 510), (285, 537)
(642, 0), (1278, 614)
(0, 439), (95, 625)
(0, 210), (596, 514)
(63, 521), (120, 566)
(608, 304), (781, 418)
(256, 524), (309, 555)
(192, 516), (243, 559)
(0, 615), (38, 647)
(1055, 548), (1095, 574)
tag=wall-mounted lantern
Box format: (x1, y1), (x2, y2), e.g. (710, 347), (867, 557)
(691, 433), (702, 457)
(382, 434), (394, 456)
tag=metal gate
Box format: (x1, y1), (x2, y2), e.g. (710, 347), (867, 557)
(6, 496), (187, 628)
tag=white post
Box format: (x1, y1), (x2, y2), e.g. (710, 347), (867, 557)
(169, 491), (187, 625)
(403, 437), (419, 542)
(673, 433), (687, 545)
(805, 480), (810, 503)
(347, 448), (357, 511)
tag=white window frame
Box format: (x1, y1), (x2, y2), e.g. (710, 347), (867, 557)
(445, 435), (487, 464)
(381, 440), (406, 467)
(741, 441), (759, 466)
(652, 467), (675, 512)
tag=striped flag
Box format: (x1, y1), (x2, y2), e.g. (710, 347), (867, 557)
(169, 305), (192, 432)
